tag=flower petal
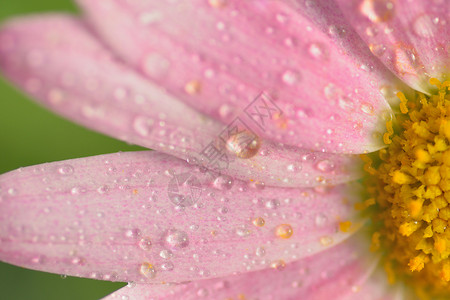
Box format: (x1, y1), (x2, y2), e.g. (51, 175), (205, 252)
(335, 0), (449, 92)
(0, 151), (362, 283)
(102, 236), (380, 300)
(0, 15), (361, 188)
(76, 0), (397, 154)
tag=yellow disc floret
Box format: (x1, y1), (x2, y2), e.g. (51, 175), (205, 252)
(363, 78), (450, 298)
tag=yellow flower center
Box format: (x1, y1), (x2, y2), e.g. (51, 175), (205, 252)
(361, 78), (450, 298)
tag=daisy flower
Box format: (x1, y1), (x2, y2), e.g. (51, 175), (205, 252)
(0, 0), (448, 299)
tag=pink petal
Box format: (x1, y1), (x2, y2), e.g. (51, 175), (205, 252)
(76, 0), (397, 154)
(0, 15), (361, 188)
(0, 151), (362, 283)
(335, 0), (449, 93)
(103, 237), (383, 300)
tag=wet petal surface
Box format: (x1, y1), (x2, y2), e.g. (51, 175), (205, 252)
(77, 0), (397, 153)
(0, 151), (362, 283)
(103, 236), (381, 300)
(0, 15), (361, 187)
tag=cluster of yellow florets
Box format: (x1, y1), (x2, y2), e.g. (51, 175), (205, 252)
(362, 78), (450, 298)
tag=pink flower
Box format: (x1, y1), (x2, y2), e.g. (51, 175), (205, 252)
(0, 0), (448, 299)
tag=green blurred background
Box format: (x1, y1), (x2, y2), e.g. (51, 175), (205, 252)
(0, 1), (144, 298)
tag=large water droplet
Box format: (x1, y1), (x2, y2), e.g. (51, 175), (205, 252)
(226, 131), (261, 159)
(161, 229), (189, 250)
(275, 224), (293, 239)
(139, 237), (152, 251)
(140, 262), (157, 278)
(213, 175), (234, 190)
(159, 249), (173, 259)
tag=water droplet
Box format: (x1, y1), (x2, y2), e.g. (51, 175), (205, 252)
(338, 96), (354, 110)
(360, 102), (374, 115)
(235, 226), (251, 237)
(161, 229), (189, 250)
(369, 43), (386, 56)
(315, 213), (328, 227)
(125, 228), (141, 239)
(281, 70), (300, 85)
(58, 164), (74, 175)
(161, 262), (174, 271)
(252, 217), (265, 227)
(213, 175), (233, 190)
(265, 199), (280, 209)
(133, 116), (155, 137)
(218, 104), (233, 119)
(275, 224), (293, 239)
(286, 163), (302, 172)
(226, 131), (261, 159)
(315, 160), (335, 172)
(7, 188), (17, 196)
(308, 43), (326, 60)
(360, 0), (394, 23)
(140, 262), (157, 278)
(97, 185), (110, 194)
(270, 259), (286, 270)
(185, 80), (202, 95)
(159, 249), (173, 259)
(320, 236), (333, 246)
(139, 237), (152, 251)
(255, 246), (266, 257)
(275, 12), (288, 23)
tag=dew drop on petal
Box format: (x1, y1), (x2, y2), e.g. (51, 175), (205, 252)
(281, 70), (300, 85)
(185, 80), (202, 95)
(235, 226), (251, 237)
(213, 175), (234, 190)
(226, 131), (261, 159)
(315, 160), (335, 172)
(275, 224), (293, 239)
(265, 199), (280, 209)
(360, 102), (374, 115)
(270, 259), (286, 270)
(315, 213), (328, 227)
(161, 229), (189, 250)
(308, 43), (326, 60)
(139, 237), (152, 251)
(58, 164), (74, 175)
(133, 116), (155, 137)
(252, 217), (265, 227)
(140, 262), (157, 278)
(320, 236), (334, 246)
(255, 246), (266, 257)
(159, 249), (173, 259)
(161, 262), (174, 271)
